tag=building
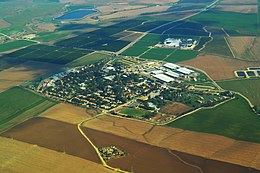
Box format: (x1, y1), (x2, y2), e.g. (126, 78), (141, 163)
(163, 63), (180, 70)
(164, 38), (181, 47)
(176, 67), (194, 75)
(165, 71), (180, 78)
(152, 74), (175, 83)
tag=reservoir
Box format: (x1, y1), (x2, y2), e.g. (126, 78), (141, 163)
(55, 9), (97, 20)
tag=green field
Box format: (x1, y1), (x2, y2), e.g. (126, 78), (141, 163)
(167, 95), (260, 143)
(140, 48), (175, 60)
(33, 31), (73, 43)
(164, 49), (199, 63)
(190, 10), (259, 35)
(69, 52), (110, 67)
(0, 40), (35, 53)
(203, 37), (233, 57)
(120, 107), (151, 118)
(121, 46), (150, 56)
(0, 87), (57, 133)
(218, 79), (260, 106)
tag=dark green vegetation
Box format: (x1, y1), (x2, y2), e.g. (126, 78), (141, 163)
(167, 95), (260, 143)
(0, 40), (35, 53)
(190, 10), (259, 35)
(3, 44), (92, 65)
(203, 37), (233, 57)
(69, 52), (111, 67)
(164, 49), (199, 63)
(194, 37), (211, 51)
(218, 79), (260, 106)
(0, 87), (56, 132)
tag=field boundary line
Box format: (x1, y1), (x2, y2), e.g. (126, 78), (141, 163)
(224, 37), (236, 58)
(167, 149), (204, 173)
(78, 114), (130, 173)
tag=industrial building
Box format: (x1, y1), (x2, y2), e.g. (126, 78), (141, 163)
(163, 63), (180, 70)
(152, 74), (175, 83)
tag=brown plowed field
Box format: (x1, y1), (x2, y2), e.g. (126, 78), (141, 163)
(40, 103), (93, 124)
(1, 118), (100, 163)
(220, 0), (257, 5)
(160, 102), (192, 115)
(0, 61), (62, 93)
(178, 54), (260, 80)
(0, 137), (112, 173)
(84, 128), (259, 173)
(83, 114), (260, 170)
(0, 19), (10, 28)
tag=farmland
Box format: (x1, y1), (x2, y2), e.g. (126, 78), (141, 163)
(190, 10), (259, 35)
(0, 137), (112, 173)
(202, 37), (233, 57)
(167, 95), (260, 143)
(69, 52), (111, 67)
(0, 40), (35, 53)
(218, 78), (260, 106)
(83, 114), (260, 170)
(0, 87), (56, 133)
(120, 107), (151, 118)
(179, 54), (260, 80)
(0, 61), (62, 92)
(164, 49), (199, 63)
(4, 44), (92, 65)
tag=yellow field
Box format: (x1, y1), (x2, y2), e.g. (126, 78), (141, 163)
(227, 36), (255, 57)
(40, 103), (94, 124)
(0, 137), (112, 173)
(98, 6), (171, 20)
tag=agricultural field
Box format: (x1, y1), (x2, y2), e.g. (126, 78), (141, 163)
(4, 44), (92, 65)
(190, 10), (259, 35)
(243, 37), (260, 61)
(0, 40), (35, 53)
(227, 36), (255, 59)
(69, 52), (111, 67)
(218, 78), (260, 106)
(164, 49), (199, 63)
(40, 103), (95, 124)
(0, 87), (56, 133)
(0, 137), (112, 173)
(179, 54), (260, 80)
(1, 117), (100, 163)
(83, 114), (260, 170)
(160, 102), (192, 115)
(167, 95), (260, 143)
(202, 37), (233, 57)
(215, 5), (257, 13)
(140, 48), (175, 60)
(0, 61), (62, 92)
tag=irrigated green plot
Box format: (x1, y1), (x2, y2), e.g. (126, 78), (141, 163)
(218, 78), (260, 106)
(120, 107), (151, 118)
(167, 95), (260, 143)
(190, 10), (259, 35)
(203, 37), (233, 57)
(164, 49), (199, 63)
(0, 87), (57, 133)
(0, 40), (35, 53)
(140, 48), (175, 60)
(69, 52), (110, 67)
(121, 46), (150, 57)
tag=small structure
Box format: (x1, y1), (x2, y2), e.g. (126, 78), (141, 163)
(152, 74), (175, 83)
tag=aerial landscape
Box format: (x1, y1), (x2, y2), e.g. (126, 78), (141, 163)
(0, 0), (260, 172)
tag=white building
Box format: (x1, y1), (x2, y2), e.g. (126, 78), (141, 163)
(163, 63), (180, 70)
(164, 38), (181, 47)
(152, 74), (175, 83)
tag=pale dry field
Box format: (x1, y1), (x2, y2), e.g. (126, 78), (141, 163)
(227, 36), (255, 57)
(0, 19), (10, 28)
(160, 102), (192, 115)
(35, 23), (57, 32)
(80, 114), (260, 170)
(98, 6), (170, 20)
(0, 61), (60, 93)
(97, 5), (145, 14)
(0, 137), (111, 173)
(220, 0), (257, 5)
(40, 103), (93, 124)
(248, 37), (260, 61)
(179, 54), (260, 80)
(216, 5), (257, 13)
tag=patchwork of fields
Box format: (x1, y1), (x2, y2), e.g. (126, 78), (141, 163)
(0, 87), (56, 133)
